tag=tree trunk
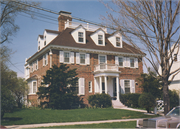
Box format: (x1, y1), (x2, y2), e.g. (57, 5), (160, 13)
(163, 79), (170, 115)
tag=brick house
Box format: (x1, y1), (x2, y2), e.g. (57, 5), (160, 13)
(25, 11), (144, 107)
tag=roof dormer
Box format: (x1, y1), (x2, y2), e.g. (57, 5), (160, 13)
(71, 25), (86, 44)
(108, 31), (123, 48)
(90, 28), (105, 46)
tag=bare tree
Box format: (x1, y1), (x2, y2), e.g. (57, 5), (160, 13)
(0, 0), (40, 44)
(102, 0), (180, 115)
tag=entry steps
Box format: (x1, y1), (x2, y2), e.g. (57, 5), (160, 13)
(112, 100), (126, 108)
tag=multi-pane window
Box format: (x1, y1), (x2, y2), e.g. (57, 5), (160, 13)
(64, 52), (70, 63)
(33, 82), (37, 93)
(89, 81), (92, 92)
(98, 35), (103, 45)
(43, 54), (48, 66)
(116, 37), (120, 47)
(118, 57), (123, 66)
(78, 32), (83, 42)
(99, 56), (106, 64)
(130, 58), (135, 67)
(80, 54), (85, 64)
(124, 80), (130, 94)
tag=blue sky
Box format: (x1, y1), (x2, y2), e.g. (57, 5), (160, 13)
(8, 0), (110, 77)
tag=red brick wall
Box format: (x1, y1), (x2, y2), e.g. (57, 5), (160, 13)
(28, 50), (143, 106)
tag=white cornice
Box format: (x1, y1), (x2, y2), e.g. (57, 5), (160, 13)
(27, 44), (145, 63)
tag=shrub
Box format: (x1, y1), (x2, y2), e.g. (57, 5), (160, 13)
(88, 93), (112, 108)
(120, 93), (141, 108)
(138, 93), (155, 113)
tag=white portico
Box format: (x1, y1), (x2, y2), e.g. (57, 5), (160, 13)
(94, 64), (121, 100)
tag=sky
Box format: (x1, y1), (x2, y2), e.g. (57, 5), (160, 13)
(7, 0), (111, 77)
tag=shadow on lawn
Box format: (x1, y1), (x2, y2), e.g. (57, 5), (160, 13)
(2, 117), (22, 122)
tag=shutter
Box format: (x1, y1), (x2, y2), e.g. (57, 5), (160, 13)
(123, 57), (126, 67)
(126, 57), (130, 67)
(130, 80), (135, 93)
(135, 58), (138, 68)
(86, 53), (90, 65)
(59, 51), (64, 63)
(115, 56), (118, 65)
(70, 52), (74, 64)
(94, 78), (97, 93)
(76, 52), (80, 64)
(79, 78), (85, 95)
(37, 60), (38, 69)
(120, 79), (125, 94)
(43, 55), (45, 66)
(46, 53), (48, 65)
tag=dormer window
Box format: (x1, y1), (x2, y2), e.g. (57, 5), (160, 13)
(98, 35), (103, 45)
(116, 37), (120, 47)
(44, 41), (46, 46)
(78, 32), (84, 42)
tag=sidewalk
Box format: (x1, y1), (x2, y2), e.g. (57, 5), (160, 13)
(4, 108), (148, 128)
(5, 118), (140, 128)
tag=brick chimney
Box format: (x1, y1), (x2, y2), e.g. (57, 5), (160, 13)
(58, 11), (72, 32)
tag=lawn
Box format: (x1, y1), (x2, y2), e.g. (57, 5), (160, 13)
(2, 108), (157, 126)
(44, 121), (137, 128)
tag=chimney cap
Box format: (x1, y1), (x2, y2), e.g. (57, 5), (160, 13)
(59, 11), (71, 15)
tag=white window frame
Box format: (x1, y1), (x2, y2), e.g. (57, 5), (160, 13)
(89, 81), (92, 93)
(98, 35), (103, 45)
(116, 37), (121, 47)
(80, 53), (86, 64)
(118, 56), (123, 67)
(78, 78), (85, 95)
(78, 32), (84, 43)
(120, 79), (135, 94)
(64, 51), (70, 63)
(43, 53), (48, 66)
(98, 54), (107, 64)
(32, 81), (37, 94)
(130, 58), (135, 68)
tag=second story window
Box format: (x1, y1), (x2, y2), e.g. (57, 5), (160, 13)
(80, 53), (85, 64)
(98, 35), (103, 45)
(43, 53), (48, 66)
(130, 58), (135, 67)
(78, 32), (83, 42)
(116, 37), (120, 47)
(64, 52), (70, 63)
(118, 57), (123, 66)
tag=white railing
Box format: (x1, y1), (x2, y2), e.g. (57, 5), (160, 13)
(65, 20), (107, 33)
(94, 64), (119, 72)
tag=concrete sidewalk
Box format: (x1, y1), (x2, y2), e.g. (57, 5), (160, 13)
(4, 108), (148, 128)
(5, 118), (140, 128)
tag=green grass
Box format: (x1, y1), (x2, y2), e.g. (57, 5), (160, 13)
(44, 121), (136, 128)
(2, 108), (157, 126)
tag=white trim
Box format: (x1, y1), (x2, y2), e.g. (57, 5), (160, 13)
(86, 53), (90, 65)
(70, 52), (74, 64)
(79, 78), (85, 95)
(120, 79), (125, 94)
(76, 52), (80, 64)
(130, 80), (135, 93)
(63, 51), (71, 64)
(59, 51), (64, 63)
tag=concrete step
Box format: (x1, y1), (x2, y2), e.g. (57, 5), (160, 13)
(112, 100), (127, 108)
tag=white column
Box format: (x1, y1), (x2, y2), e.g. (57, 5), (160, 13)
(104, 76), (107, 94)
(99, 76), (102, 94)
(116, 77), (119, 101)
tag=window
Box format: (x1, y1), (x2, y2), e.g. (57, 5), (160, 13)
(78, 32), (83, 42)
(89, 81), (92, 92)
(38, 46), (40, 50)
(64, 52), (70, 63)
(118, 57), (123, 66)
(98, 35), (103, 45)
(130, 58), (135, 67)
(35, 60), (38, 70)
(43, 53), (48, 66)
(174, 54), (177, 61)
(124, 80), (130, 94)
(116, 37), (120, 47)
(99, 56), (106, 64)
(74, 81), (79, 94)
(33, 81), (37, 93)
(80, 54), (85, 64)
(44, 41), (46, 46)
